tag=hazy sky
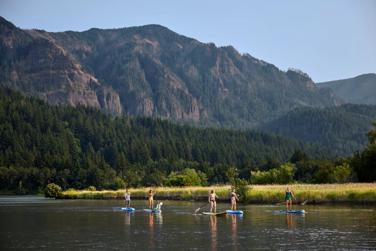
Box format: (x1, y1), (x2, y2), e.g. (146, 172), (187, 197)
(0, 0), (375, 82)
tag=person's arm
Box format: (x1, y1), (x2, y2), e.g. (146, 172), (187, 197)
(236, 194), (239, 201)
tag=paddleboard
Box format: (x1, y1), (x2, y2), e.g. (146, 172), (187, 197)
(202, 211), (226, 216)
(120, 207), (135, 212)
(226, 210), (244, 215)
(274, 209), (306, 215)
(143, 208), (161, 213)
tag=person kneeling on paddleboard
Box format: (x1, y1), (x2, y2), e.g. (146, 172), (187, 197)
(230, 188), (239, 210)
(285, 187), (295, 210)
(209, 190), (219, 213)
(124, 188), (131, 208)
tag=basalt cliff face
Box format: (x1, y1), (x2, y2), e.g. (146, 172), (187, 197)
(0, 17), (341, 127)
(0, 17), (122, 114)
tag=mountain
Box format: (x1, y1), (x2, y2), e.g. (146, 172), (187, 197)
(259, 104), (376, 155)
(0, 16), (340, 128)
(0, 87), (327, 191)
(318, 73), (376, 105)
(0, 17), (122, 114)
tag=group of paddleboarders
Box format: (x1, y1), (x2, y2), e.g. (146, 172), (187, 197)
(208, 188), (239, 213)
(123, 186), (296, 212)
(124, 189), (156, 209)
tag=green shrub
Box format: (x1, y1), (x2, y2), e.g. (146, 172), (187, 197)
(313, 163), (351, 183)
(235, 179), (250, 203)
(165, 168), (207, 186)
(250, 163), (296, 184)
(44, 183), (62, 198)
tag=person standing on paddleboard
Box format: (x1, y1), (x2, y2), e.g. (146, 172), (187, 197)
(148, 189), (155, 209)
(285, 186), (295, 210)
(230, 189), (239, 210)
(124, 188), (131, 208)
(209, 190), (219, 213)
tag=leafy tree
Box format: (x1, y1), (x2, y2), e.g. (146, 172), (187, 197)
(250, 163), (296, 184)
(45, 183), (62, 198)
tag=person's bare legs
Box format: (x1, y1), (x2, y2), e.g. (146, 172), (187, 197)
(231, 201), (236, 210)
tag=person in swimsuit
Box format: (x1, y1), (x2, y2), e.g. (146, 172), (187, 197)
(230, 189), (239, 210)
(285, 186), (295, 210)
(124, 188), (131, 208)
(208, 190), (219, 213)
(148, 189), (155, 209)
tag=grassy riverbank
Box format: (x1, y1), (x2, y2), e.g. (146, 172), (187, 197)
(58, 183), (376, 204)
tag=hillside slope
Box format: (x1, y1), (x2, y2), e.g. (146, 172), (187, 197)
(318, 73), (376, 105)
(260, 104), (376, 155)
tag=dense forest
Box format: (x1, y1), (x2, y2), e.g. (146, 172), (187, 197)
(0, 88), (375, 193)
(260, 105), (376, 155)
(0, 87), (323, 193)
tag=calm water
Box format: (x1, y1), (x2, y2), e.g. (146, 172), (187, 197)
(0, 196), (375, 250)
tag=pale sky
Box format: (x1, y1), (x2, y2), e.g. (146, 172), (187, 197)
(0, 0), (375, 82)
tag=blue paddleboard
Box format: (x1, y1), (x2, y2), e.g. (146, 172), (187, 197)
(226, 210), (244, 215)
(120, 207), (135, 212)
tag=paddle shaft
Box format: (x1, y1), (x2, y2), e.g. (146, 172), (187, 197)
(195, 202), (210, 213)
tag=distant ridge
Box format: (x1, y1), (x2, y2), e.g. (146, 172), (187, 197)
(318, 73), (376, 105)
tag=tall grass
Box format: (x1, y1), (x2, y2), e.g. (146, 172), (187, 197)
(58, 183), (376, 204)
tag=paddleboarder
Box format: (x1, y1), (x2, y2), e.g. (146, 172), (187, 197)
(285, 186), (295, 210)
(124, 188), (131, 208)
(208, 190), (219, 213)
(148, 189), (156, 209)
(230, 189), (239, 210)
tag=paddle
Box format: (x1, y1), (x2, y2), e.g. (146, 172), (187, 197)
(194, 203), (209, 214)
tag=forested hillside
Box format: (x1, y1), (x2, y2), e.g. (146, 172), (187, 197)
(0, 88), (325, 192)
(260, 105), (376, 155)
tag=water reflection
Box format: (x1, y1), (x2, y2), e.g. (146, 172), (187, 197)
(286, 214), (296, 230)
(210, 216), (217, 251)
(147, 212), (163, 249)
(148, 212), (163, 226)
(230, 215), (238, 251)
(124, 212), (132, 225)
(1, 198), (375, 250)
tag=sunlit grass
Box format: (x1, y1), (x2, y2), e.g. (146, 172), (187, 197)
(59, 183), (376, 204)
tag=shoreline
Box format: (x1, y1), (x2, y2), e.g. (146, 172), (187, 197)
(57, 183), (376, 205)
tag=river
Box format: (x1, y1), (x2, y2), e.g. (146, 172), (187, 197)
(0, 196), (375, 250)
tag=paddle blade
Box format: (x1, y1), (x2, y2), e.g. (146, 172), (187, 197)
(301, 200), (308, 205)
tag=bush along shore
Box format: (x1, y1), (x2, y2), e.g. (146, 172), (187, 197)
(55, 183), (376, 205)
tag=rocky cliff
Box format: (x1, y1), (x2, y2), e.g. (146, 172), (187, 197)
(0, 17), (341, 127)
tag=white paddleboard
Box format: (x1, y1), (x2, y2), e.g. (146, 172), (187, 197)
(202, 211), (226, 216)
